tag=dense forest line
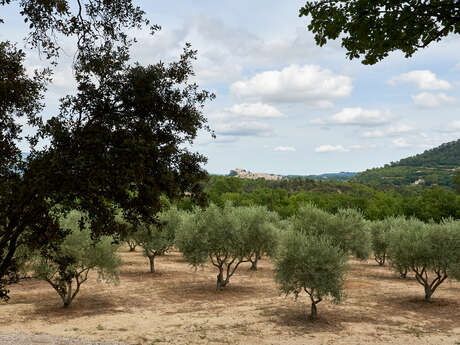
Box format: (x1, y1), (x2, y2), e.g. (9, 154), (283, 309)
(195, 175), (460, 222)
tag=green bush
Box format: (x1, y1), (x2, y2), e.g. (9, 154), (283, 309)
(31, 211), (121, 307)
(274, 231), (348, 319)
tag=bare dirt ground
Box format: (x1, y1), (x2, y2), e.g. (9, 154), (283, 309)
(2, 248), (460, 345)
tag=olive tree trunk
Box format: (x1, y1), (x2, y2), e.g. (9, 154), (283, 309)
(413, 267), (448, 301)
(148, 255), (155, 273)
(127, 240), (137, 252)
(306, 288), (322, 319)
(212, 256), (247, 291)
(47, 270), (89, 308)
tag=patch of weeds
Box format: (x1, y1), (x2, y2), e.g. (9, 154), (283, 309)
(405, 326), (422, 338)
(96, 324), (104, 331)
(72, 327), (79, 331)
(149, 339), (166, 345)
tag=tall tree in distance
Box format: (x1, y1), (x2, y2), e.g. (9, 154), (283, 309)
(300, 1), (460, 64)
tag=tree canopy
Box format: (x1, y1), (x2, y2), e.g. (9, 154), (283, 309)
(300, 1), (460, 64)
(0, 0), (213, 300)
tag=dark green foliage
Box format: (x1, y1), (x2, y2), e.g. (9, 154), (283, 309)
(35, 43), (212, 233)
(291, 204), (371, 260)
(30, 211), (122, 307)
(1, 0), (152, 62)
(0, 41), (59, 300)
(387, 218), (460, 300)
(300, 1), (460, 65)
(0, 0), (213, 301)
(274, 231), (348, 319)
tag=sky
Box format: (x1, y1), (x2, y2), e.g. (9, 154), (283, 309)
(1, 1), (460, 175)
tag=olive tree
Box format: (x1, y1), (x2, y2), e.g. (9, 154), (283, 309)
(388, 218), (460, 300)
(236, 206), (280, 271)
(176, 204), (251, 290)
(30, 211), (122, 307)
(369, 218), (394, 266)
(134, 207), (182, 273)
(292, 204), (371, 260)
(274, 231), (348, 319)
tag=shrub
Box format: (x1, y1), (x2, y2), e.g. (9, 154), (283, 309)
(388, 218), (460, 300)
(274, 231), (348, 319)
(31, 211), (121, 307)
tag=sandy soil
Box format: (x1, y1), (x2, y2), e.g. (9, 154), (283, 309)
(1, 248), (460, 345)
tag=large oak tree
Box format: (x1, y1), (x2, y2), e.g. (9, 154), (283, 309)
(300, 1), (460, 64)
(0, 0), (213, 300)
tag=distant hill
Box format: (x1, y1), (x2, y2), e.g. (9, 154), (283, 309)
(286, 172), (357, 181)
(354, 139), (460, 187)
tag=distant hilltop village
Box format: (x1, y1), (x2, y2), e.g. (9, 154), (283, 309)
(229, 168), (284, 181)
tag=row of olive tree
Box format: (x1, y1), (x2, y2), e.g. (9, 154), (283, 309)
(22, 202), (460, 315)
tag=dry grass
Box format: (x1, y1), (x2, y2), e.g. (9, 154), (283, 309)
(2, 247), (460, 345)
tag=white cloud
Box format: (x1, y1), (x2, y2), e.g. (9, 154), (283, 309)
(312, 108), (393, 127)
(227, 103), (286, 118)
(362, 124), (415, 138)
(412, 92), (456, 108)
(274, 146), (296, 152)
(315, 145), (349, 153)
(230, 64), (352, 106)
(392, 138), (411, 148)
(362, 130), (385, 138)
(215, 121), (273, 137)
(388, 70), (451, 90)
(440, 120), (460, 133)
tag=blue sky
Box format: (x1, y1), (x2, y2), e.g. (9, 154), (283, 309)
(2, 1), (459, 175)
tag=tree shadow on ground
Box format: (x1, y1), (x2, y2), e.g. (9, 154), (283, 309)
(17, 292), (123, 322)
(379, 294), (460, 331)
(258, 302), (380, 335)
